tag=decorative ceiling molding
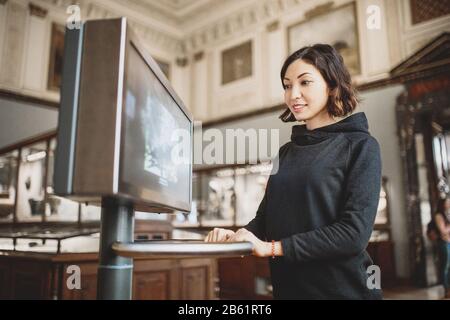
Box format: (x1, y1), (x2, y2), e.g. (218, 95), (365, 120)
(28, 2), (48, 17)
(176, 56), (188, 67)
(193, 50), (204, 61)
(266, 20), (280, 32)
(115, 0), (179, 27)
(126, 0), (207, 20)
(183, 0), (304, 52)
(87, 0), (184, 53)
(36, 0), (185, 54)
(31, 0), (309, 55)
(304, 1), (334, 20)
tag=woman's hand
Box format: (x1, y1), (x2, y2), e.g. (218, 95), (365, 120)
(204, 228), (235, 242)
(227, 228), (271, 257)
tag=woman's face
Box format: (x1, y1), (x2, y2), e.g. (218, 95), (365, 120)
(283, 59), (330, 122)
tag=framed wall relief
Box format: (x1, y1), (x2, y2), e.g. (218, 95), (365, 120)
(221, 40), (252, 85)
(47, 23), (65, 91)
(288, 2), (361, 75)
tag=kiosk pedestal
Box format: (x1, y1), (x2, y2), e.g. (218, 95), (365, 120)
(97, 197), (134, 300)
(96, 197), (253, 300)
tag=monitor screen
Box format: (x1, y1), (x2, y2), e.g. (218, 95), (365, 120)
(120, 43), (191, 211)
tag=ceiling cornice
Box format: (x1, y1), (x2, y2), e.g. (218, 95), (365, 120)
(183, 0), (306, 52)
(35, 0), (185, 53)
(32, 0), (312, 56)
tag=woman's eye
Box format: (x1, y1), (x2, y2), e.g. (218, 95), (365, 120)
(301, 80), (312, 86)
(283, 84), (291, 89)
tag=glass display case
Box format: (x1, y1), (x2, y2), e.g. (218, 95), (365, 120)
(0, 132), (184, 225)
(178, 164), (391, 241)
(0, 150), (19, 222)
(172, 163), (271, 228)
(0, 133), (102, 224)
(16, 141), (47, 222)
(235, 166), (270, 226)
(0, 131), (392, 237)
(45, 138), (79, 222)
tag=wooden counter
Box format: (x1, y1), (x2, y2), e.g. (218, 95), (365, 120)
(0, 223), (218, 300)
(0, 250), (217, 300)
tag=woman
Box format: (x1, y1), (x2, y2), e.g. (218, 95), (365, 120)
(205, 44), (382, 299)
(435, 197), (450, 299)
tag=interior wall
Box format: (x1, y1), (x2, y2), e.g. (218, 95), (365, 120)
(0, 98), (57, 149)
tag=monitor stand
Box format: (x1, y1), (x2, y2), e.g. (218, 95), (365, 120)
(97, 197), (134, 300)
(95, 197), (254, 300)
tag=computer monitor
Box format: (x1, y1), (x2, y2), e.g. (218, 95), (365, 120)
(55, 18), (192, 213)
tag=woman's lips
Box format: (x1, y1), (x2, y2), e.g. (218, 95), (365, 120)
(292, 104), (307, 112)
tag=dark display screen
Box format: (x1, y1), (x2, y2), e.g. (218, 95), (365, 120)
(120, 44), (191, 211)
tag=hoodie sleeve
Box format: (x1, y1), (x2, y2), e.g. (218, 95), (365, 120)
(281, 136), (382, 262)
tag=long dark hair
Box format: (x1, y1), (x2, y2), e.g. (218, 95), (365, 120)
(279, 44), (359, 122)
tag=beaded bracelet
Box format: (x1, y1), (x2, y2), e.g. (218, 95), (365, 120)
(271, 240), (275, 259)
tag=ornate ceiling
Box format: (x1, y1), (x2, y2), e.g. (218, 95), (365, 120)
(129, 0), (211, 16)
(41, 0), (303, 53)
(112, 0), (255, 31)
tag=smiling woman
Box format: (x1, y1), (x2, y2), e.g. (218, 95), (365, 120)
(205, 44), (382, 300)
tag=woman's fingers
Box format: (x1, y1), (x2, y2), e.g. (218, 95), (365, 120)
(204, 228), (236, 242)
(221, 230), (235, 242)
(204, 230), (215, 242)
(212, 228), (219, 242)
(204, 228), (221, 242)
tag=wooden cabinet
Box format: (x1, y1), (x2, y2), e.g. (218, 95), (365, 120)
(0, 253), (217, 300)
(0, 256), (54, 299)
(180, 259), (215, 300)
(0, 261), (11, 299)
(134, 270), (171, 300)
(132, 259), (178, 300)
(218, 256), (272, 300)
(61, 262), (98, 300)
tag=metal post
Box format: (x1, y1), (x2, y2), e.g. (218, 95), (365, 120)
(97, 197), (134, 300)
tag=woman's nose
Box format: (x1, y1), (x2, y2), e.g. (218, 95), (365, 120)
(289, 85), (302, 100)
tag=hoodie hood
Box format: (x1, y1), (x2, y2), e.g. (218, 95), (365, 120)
(291, 112), (369, 146)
